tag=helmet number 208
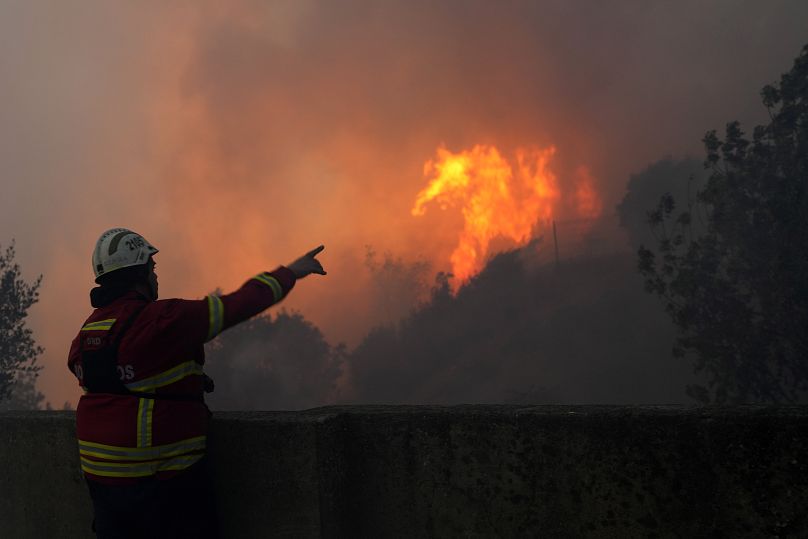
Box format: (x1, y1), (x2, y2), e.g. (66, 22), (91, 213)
(124, 237), (145, 251)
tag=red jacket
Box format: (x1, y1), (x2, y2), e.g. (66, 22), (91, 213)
(67, 267), (296, 484)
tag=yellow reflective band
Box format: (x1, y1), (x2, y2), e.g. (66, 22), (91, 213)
(81, 318), (117, 331)
(80, 453), (204, 478)
(137, 398), (154, 448)
(125, 361), (205, 393)
(253, 273), (283, 302)
(206, 294), (224, 341)
(78, 436), (206, 461)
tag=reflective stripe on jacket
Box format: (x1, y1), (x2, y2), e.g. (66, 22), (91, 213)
(68, 266), (296, 484)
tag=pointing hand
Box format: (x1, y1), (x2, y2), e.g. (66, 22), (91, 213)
(287, 245), (327, 279)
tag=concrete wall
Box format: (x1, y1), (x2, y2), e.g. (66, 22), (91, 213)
(1, 406), (807, 538)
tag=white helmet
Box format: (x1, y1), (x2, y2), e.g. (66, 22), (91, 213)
(92, 228), (159, 280)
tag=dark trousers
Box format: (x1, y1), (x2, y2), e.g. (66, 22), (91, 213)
(86, 459), (219, 539)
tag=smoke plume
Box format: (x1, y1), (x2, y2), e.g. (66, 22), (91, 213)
(1, 1), (806, 406)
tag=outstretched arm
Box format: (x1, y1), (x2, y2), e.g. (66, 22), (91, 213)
(158, 246), (327, 343)
(208, 245), (328, 338)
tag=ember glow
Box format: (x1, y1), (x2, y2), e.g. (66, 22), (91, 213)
(412, 145), (563, 284)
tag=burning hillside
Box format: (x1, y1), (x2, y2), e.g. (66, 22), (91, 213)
(412, 144), (601, 286)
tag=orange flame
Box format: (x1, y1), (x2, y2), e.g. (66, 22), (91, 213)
(412, 144), (560, 284)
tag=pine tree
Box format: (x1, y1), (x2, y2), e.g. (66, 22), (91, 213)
(0, 241), (44, 405)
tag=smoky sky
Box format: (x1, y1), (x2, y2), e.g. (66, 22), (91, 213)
(1, 0), (806, 407)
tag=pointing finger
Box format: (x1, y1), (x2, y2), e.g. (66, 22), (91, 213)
(307, 245), (325, 258)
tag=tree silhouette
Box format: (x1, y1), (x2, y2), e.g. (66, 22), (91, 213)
(347, 248), (691, 405)
(617, 157), (706, 250)
(0, 241), (43, 405)
(639, 44), (808, 403)
(0, 370), (45, 411)
(204, 310), (344, 410)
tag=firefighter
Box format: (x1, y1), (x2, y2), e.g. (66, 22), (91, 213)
(67, 228), (326, 539)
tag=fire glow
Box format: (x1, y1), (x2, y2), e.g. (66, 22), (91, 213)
(412, 144), (601, 285)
